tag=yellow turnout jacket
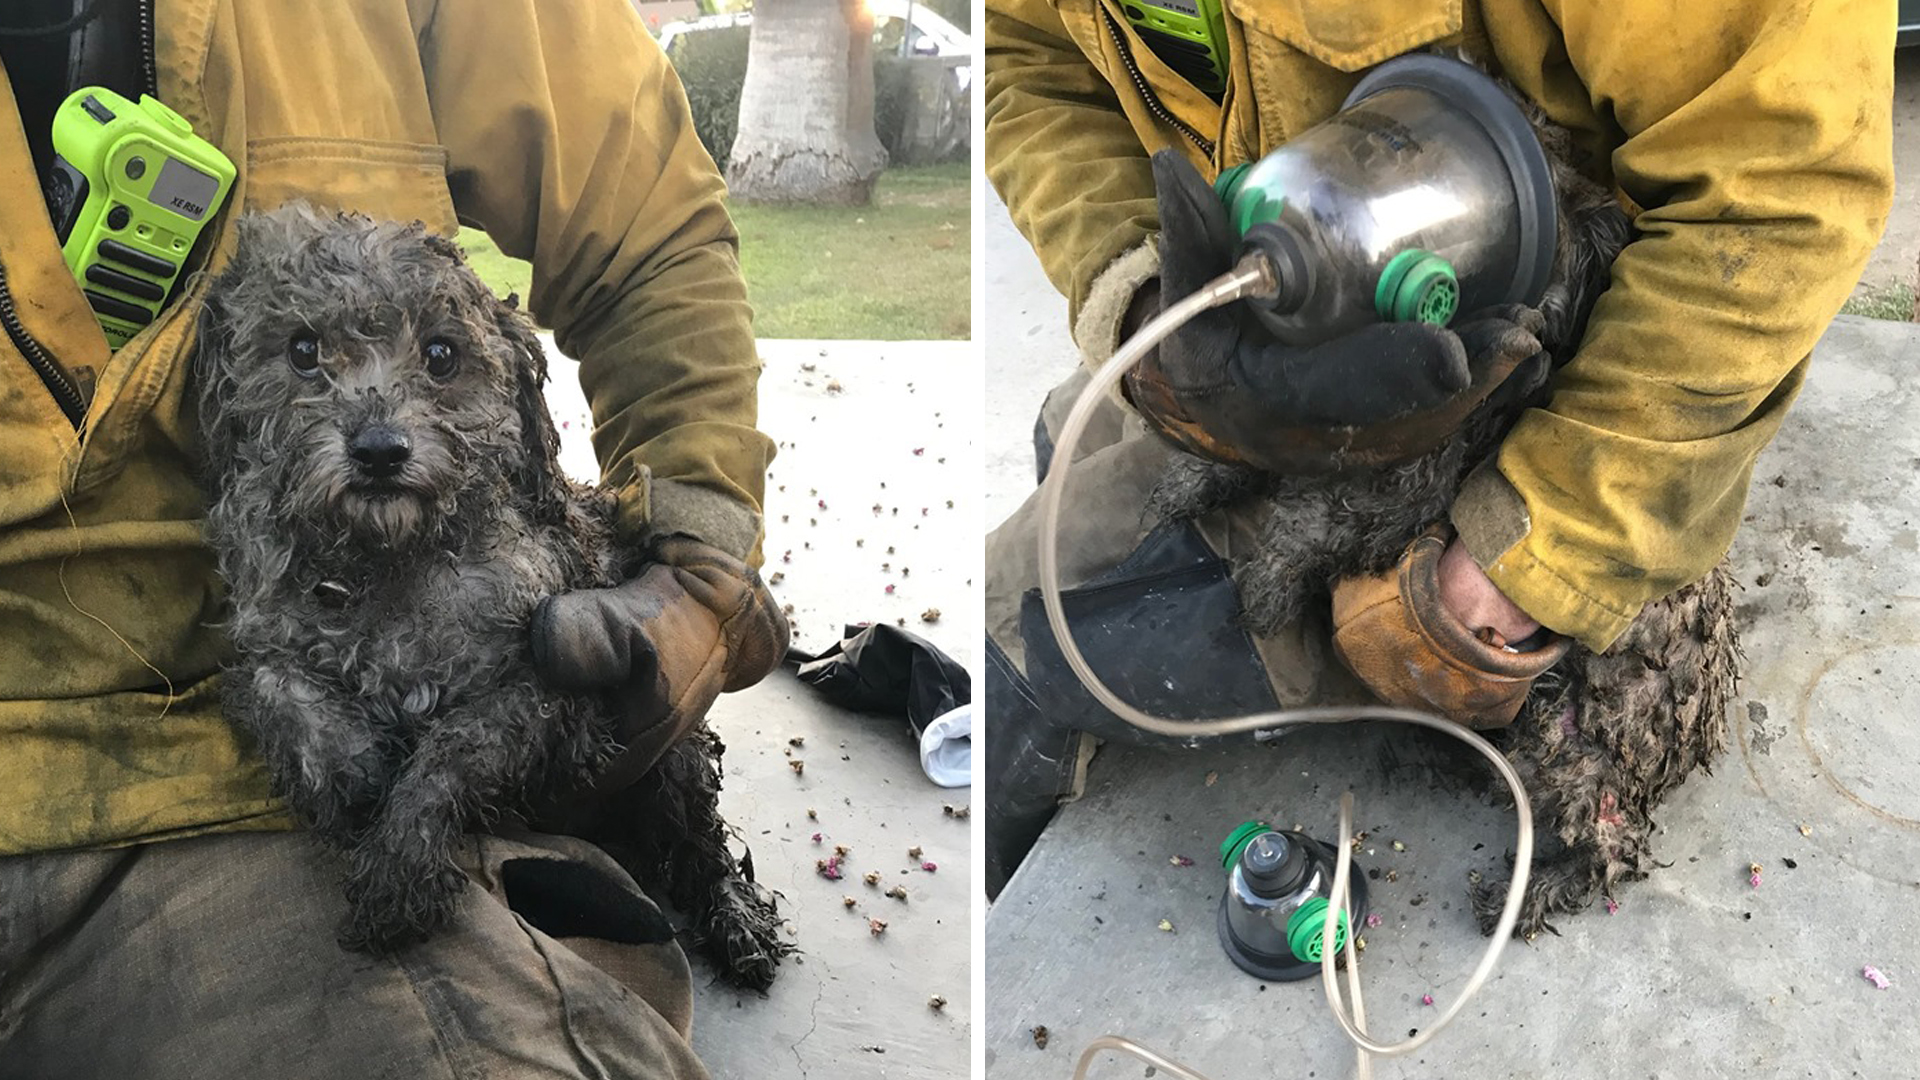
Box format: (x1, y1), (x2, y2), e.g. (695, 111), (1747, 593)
(0, 0), (771, 854)
(985, 0), (1895, 650)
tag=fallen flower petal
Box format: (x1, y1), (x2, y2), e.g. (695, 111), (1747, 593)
(1864, 965), (1891, 990)
(1364, 913), (1383, 928)
(1421, 994), (1434, 1006)
(1158, 919), (1174, 932)
(922, 861), (938, 872)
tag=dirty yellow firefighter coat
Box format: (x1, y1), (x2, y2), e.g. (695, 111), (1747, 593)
(985, 0), (1895, 651)
(0, 0), (773, 855)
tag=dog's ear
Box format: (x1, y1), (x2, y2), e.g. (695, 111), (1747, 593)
(190, 288), (244, 488)
(497, 301), (571, 521)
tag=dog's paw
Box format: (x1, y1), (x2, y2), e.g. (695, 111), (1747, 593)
(270, 742), (393, 847)
(339, 862), (469, 953)
(300, 791), (381, 848)
(697, 877), (796, 992)
(1470, 873), (1538, 938)
(1470, 854), (1604, 940)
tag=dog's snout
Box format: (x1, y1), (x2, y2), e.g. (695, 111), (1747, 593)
(348, 427), (412, 478)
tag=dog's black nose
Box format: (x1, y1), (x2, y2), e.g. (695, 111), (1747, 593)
(348, 427), (412, 478)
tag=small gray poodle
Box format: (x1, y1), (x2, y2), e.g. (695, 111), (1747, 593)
(1149, 88), (1739, 937)
(193, 205), (791, 987)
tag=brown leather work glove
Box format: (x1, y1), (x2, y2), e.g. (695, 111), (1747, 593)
(1330, 527), (1570, 729)
(531, 535), (788, 790)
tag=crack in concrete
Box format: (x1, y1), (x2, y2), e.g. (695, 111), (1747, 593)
(787, 974), (825, 1078)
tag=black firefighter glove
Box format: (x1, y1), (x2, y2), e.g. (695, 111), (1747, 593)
(531, 535), (789, 794)
(1125, 149), (1548, 473)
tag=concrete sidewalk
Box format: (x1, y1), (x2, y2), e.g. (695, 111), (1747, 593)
(1859, 47), (1919, 297)
(984, 193), (1920, 1079)
(547, 339), (977, 1079)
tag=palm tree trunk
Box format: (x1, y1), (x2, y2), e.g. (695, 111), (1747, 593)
(726, 0), (888, 205)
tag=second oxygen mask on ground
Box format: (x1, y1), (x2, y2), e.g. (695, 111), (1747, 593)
(1215, 53), (1559, 345)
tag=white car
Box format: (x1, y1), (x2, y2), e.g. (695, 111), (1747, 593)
(656, 2), (972, 161)
(652, 10), (752, 52)
(658, 2), (972, 90)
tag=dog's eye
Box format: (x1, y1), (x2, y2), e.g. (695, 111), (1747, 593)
(424, 338), (459, 379)
(287, 333), (321, 377)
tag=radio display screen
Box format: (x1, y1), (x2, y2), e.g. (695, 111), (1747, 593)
(151, 156), (219, 221)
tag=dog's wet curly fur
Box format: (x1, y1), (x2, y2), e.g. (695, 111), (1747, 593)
(193, 205), (790, 986)
(555, 727), (797, 990)
(1147, 80), (1739, 937)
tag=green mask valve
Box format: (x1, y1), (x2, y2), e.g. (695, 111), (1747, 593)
(1219, 820), (1271, 869)
(1375, 248), (1458, 327)
(1213, 163), (1286, 236)
(1285, 896), (1351, 963)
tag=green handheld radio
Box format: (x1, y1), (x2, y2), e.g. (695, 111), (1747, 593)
(1119, 0), (1231, 96)
(45, 87), (236, 350)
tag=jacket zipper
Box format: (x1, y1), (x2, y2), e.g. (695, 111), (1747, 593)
(137, 0), (156, 95)
(0, 261), (88, 427)
(1100, 6), (1214, 158)
(0, 0), (162, 429)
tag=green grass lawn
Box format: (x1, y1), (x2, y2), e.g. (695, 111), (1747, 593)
(1840, 281), (1917, 322)
(456, 163), (970, 340)
(456, 229), (533, 305)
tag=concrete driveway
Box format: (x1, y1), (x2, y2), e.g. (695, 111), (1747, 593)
(547, 339), (979, 1080)
(1858, 46), (1919, 298)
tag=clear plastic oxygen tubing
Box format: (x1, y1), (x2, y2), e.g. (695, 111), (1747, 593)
(1047, 254), (1535, 1080)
